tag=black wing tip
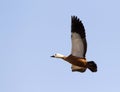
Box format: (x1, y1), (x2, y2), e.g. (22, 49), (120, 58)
(71, 15), (86, 38)
(71, 16), (81, 23)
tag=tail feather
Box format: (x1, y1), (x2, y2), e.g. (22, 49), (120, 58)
(87, 61), (97, 72)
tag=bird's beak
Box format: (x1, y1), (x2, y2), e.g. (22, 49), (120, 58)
(51, 55), (55, 57)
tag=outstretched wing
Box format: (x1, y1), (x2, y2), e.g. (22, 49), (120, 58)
(71, 16), (87, 58)
(71, 16), (87, 72)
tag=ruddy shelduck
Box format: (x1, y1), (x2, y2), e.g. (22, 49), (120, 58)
(51, 16), (97, 73)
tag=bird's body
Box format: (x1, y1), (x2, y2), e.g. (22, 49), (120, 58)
(61, 54), (87, 67)
(51, 16), (97, 73)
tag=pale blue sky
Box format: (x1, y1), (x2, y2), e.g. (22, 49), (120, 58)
(0, 0), (120, 92)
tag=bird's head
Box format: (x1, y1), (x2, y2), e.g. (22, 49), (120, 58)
(51, 53), (65, 58)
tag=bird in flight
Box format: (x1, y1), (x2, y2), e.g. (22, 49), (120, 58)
(51, 16), (97, 73)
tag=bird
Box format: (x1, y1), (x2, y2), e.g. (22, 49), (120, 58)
(51, 16), (97, 73)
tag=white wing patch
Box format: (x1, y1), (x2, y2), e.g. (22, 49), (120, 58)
(71, 32), (84, 58)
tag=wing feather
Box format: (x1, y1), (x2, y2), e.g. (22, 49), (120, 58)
(71, 16), (87, 58)
(71, 16), (87, 72)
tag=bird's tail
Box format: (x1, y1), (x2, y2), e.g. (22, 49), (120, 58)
(87, 61), (97, 72)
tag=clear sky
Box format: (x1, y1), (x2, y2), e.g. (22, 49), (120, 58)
(0, 0), (120, 92)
